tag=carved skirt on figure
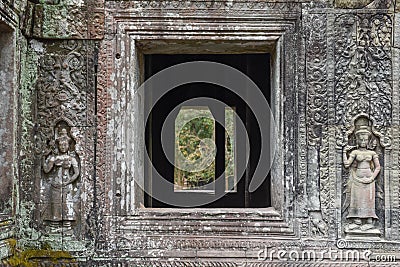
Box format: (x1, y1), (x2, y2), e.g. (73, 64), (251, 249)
(347, 171), (378, 219)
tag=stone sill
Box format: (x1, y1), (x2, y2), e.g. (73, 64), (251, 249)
(134, 207), (281, 219)
(118, 207), (294, 237)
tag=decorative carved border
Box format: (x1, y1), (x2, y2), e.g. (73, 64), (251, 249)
(97, 0), (303, 254)
(105, 0), (301, 17)
(332, 11), (395, 241)
(303, 9), (333, 239)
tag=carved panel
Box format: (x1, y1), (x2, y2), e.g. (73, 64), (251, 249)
(335, 0), (393, 9)
(304, 11), (332, 237)
(36, 40), (95, 127)
(105, 0), (301, 19)
(32, 4), (87, 39)
(93, 38), (112, 250)
(107, 0), (301, 11)
(32, 0), (104, 39)
(305, 13), (328, 147)
(334, 13), (392, 128)
(88, 11), (105, 39)
(14, 39), (98, 251)
(391, 48), (400, 240)
(88, 261), (397, 267)
(34, 123), (95, 247)
(297, 28), (308, 220)
(39, 122), (81, 233)
(87, 0), (105, 39)
(334, 13), (394, 241)
(341, 117), (385, 239)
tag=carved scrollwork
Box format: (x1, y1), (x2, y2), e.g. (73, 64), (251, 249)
(37, 41), (90, 127)
(335, 0), (393, 9)
(334, 13), (393, 239)
(335, 0), (374, 8)
(304, 12), (332, 237)
(334, 14), (392, 128)
(107, 0), (301, 12)
(305, 13), (328, 147)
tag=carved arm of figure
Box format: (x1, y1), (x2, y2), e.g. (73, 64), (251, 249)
(43, 155), (55, 173)
(63, 157), (80, 186)
(343, 145), (356, 168)
(371, 153), (381, 180)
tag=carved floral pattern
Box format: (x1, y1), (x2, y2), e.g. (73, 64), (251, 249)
(32, 0), (104, 39)
(93, 39), (110, 249)
(304, 12), (331, 237)
(37, 41), (92, 127)
(334, 14), (392, 128)
(305, 13), (328, 147)
(105, 0), (301, 13)
(335, 0), (393, 9)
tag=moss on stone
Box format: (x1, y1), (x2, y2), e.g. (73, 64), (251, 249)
(2, 242), (75, 267)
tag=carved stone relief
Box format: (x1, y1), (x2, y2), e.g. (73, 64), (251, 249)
(17, 39), (97, 250)
(333, 13), (393, 240)
(31, 0), (104, 39)
(5, 0), (400, 264)
(304, 7), (395, 244)
(35, 123), (94, 248)
(304, 11), (331, 238)
(342, 116), (384, 239)
(305, 13), (328, 147)
(92, 40), (109, 250)
(106, 0), (301, 12)
(334, 13), (392, 128)
(40, 122), (80, 236)
(335, 0), (393, 9)
(36, 40), (95, 127)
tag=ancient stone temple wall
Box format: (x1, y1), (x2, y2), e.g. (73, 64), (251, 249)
(0, 0), (22, 258)
(1, 0), (400, 265)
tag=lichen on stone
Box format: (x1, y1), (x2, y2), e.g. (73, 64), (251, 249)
(2, 242), (75, 267)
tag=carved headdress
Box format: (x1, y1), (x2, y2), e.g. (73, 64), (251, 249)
(56, 128), (71, 143)
(355, 125), (371, 137)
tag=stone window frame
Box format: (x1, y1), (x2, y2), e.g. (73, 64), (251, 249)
(102, 2), (302, 238)
(0, 12), (18, 259)
(0, 21), (16, 220)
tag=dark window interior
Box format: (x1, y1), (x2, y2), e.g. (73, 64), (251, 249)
(145, 54), (271, 208)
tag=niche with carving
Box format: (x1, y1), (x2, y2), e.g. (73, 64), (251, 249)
(342, 115), (385, 239)
(40, 121), (81, 237)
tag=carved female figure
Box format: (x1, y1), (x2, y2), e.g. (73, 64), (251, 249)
(343, 126), (381, 231)
(43, 128), (80, 225)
